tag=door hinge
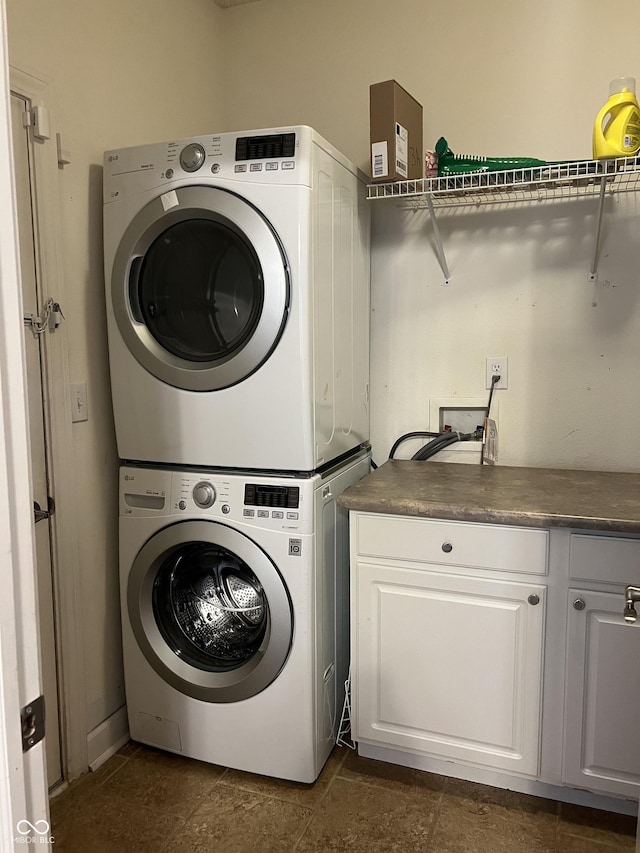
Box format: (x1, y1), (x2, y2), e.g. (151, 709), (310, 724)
(21, 695), (45, 752)
(33, 496), (55, 524)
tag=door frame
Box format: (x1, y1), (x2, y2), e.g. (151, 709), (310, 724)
(0, 0), (49, 842)
(9, 64), (88, 783)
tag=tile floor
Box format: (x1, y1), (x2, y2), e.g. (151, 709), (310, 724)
(50, 742), (637, 852)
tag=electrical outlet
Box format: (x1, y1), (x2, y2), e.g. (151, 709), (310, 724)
(485, 357), (509, 390)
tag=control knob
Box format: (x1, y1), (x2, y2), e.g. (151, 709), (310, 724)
(179, 143), (206, 173)
(192, 481), (216, 509)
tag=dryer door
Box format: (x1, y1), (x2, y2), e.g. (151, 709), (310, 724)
(111, 186), (289, 391)
(128, 519), (293, 703)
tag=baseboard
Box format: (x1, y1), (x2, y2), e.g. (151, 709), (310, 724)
(357, 742), (639, 817)
(87, 705), (129, 772)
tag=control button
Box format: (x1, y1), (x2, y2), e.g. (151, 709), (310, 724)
(221, 504), (230, 514)
(178, 500), (187, 510)
(250, 163), (263, 171)
(257, 510), (269, 518)
(265, 162), (279, 171)
(282, 161), (295, 170)
(193, 481), (216, 509)
(286, 512), (299, 520)
(179, 143), (206, 173)
(211, 163), (221, 174)
(234, 164), (248, 173)
(243, 509), (255, 517)
(272, 511), (284, 519)
(165, 168), (174, 179)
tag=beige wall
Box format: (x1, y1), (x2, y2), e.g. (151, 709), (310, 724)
(223, 0), (640, 472)
(221, 0), (640, 166)
(7, 0), (226, 736)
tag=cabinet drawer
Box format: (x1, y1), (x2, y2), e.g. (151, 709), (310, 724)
(355, 513), (548, 575)
(569, 534), (640, 585)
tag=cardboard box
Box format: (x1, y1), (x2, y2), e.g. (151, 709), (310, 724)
(370, 80), (423, 182)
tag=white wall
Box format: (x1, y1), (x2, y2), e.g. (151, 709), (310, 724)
(221, 0), (640, 472)
(5, 0), (640, 777)
(6, 0), (226, 739)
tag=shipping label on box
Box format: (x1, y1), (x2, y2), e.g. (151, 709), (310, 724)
(395, 122), (409, 178)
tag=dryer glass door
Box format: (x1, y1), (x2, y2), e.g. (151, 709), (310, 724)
(128, 520), (293, 703)
(111, 186), (289, 392)
(138, 219), (263, 365)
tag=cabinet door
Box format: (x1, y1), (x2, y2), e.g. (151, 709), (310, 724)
(353, 562), (545, 776)
(564, 588), (640, 798)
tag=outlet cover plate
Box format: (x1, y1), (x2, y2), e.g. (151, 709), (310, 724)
(485, 357), (509, 390)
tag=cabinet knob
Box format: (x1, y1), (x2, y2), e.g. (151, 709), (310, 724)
(573, 598), (586, 611)
(441, 542), (453, 553)
(528, 594), (540, 606)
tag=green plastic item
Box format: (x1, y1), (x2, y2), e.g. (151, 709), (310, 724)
(435, 137), (548, 177)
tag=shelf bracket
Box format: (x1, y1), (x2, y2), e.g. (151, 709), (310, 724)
(425, 193), (451, 285)
(588, 178), (608, 282)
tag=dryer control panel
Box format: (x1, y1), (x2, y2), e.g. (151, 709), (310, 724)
(103, 125), (320, 202)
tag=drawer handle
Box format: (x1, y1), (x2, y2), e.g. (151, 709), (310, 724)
(624, 585), (640, 623)
(573, 598), (585, 611)
(441, 542), (453, 553)
(528, 594), (540, 606)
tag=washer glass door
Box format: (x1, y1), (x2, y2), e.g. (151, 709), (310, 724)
(111, 186), (289, 392)
(128, 520), (293, 703)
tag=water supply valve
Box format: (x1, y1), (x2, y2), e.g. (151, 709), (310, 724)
(623, 585), (640, 623)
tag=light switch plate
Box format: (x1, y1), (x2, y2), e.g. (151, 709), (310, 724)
(70, 382), (88, 423)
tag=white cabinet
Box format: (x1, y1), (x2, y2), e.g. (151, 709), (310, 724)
(350, 512), (640, 803)
(351, 513), (547, 777)
(562, 533), (640, 800)
(563, 587), (640, 798)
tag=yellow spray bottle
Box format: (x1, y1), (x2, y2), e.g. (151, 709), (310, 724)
(593, 77), (640, 159)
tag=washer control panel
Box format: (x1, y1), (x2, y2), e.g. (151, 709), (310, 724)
(169, 472), (306, 530)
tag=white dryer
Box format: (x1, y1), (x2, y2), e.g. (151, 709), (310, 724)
(104, 126), (370, 471)
(119, 449), (370, 782)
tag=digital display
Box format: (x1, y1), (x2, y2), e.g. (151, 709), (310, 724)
(235, 133), (296, 161)
(244, 484), (300, 509)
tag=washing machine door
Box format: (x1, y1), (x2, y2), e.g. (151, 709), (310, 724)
(111, 186), (289, 391)
(128, 519), (293, 703)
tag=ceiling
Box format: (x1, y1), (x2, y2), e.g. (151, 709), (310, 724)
(215, 0), (263, 7)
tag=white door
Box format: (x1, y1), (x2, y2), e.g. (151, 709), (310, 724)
(10, 89), (62, 790)
(354, 562), (545, 776)
(0, 0), (50, 842)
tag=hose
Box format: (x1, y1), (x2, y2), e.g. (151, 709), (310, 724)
(411, 429), (481, 461)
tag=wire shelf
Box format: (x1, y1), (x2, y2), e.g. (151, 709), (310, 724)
(367, 157), (640, 210)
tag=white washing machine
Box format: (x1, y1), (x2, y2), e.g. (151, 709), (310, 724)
(119, 448), (370, 782)
(103, 126), (370, 471)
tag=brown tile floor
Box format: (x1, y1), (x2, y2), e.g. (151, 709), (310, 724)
(49, 742), (637, 852)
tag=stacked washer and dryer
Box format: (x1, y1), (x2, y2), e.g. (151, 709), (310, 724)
(103, 126), (371, 782)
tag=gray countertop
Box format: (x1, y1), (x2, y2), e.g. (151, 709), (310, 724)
(337, 461), (640, 534)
